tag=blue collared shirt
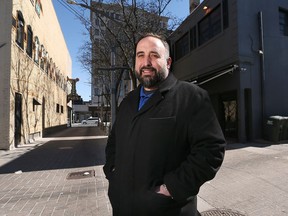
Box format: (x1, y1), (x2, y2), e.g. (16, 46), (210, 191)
(138, 86), (155, 110)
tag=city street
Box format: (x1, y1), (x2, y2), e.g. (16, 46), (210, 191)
(0, 126), (288, 215)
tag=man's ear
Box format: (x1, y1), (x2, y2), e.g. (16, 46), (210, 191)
(167, 57), (172, 69)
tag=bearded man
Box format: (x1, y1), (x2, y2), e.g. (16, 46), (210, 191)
(103, 33), (226, 216)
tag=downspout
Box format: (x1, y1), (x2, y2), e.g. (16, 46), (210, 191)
(258, 11), (266, 136)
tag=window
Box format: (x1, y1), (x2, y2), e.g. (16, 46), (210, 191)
(40, 45), (45, 70)
(222, 0), (229, 29)
(94, 87), (99, 96)
(190, 26), (197, 51)
(16, 11), (25, 48)
(279, 9), (288, 36)
(175, 33), (189, 61)
(56, 104), (60, 113)
(26, 25), (33, 57)
(198, 5), (221, 46)
(95, 18), (99, 25)
(34, 36), (40, 63)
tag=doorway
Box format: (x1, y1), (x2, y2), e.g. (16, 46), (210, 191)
(221, 91), (238, 139)
(14, 93), (22, 147)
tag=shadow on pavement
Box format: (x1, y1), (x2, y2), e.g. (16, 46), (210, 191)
(44, 126), (107, 137)
(0, 127), (108, 174)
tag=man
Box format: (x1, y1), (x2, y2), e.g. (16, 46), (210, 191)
(103, 33), (226, 216)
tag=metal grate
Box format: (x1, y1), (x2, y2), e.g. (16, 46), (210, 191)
(67, 170), (95, 180)
(201, 209), (247, 216)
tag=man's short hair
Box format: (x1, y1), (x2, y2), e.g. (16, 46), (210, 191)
(136, 33), (170, 57)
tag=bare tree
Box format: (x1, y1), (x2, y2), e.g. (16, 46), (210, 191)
(75, 0), (183, 112)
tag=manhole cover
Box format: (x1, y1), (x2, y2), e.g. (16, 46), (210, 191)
(67, 170), (95, 180)
(201, 209), (247, 216)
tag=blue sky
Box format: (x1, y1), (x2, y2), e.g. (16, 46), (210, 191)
(53, 0), (190, 101)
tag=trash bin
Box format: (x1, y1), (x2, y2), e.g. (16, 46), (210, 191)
(264, 116), (285, 142)
(281, 117), (288, 141)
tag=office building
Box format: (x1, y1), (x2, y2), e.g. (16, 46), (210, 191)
(169, 0), (288, 142)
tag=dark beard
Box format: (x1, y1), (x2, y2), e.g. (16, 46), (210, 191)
(136, 67), (166, 89)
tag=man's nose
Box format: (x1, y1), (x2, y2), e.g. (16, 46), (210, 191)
(143, 56), (152, 66)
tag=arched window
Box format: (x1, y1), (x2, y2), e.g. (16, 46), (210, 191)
(45, 52), (49, 74)
(26, 25), (33, 57)
(40, 45), (45, 70)
(34, 36), (40, 63)
(16, 11), (25, 48)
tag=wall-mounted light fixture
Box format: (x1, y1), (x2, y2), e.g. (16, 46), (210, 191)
(203, 5), (211, 14)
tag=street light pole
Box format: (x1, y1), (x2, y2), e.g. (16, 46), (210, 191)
(110, 47), (116, 126)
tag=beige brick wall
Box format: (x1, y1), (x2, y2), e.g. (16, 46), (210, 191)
(0, 0), (72, 150)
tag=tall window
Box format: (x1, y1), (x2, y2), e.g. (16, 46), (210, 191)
(40, 45), (45, 70)
(279, 9), (288, 36)
(198, 5), (221, 46)
(16, 11), (25, 48)
(222, 0), (229, 29)
(56, 104), (60, 113)
(26, 25), (33, 57)
(175, 33), (189, 61)
(34, 36), (40, 63)
(190, 26), (197, 51)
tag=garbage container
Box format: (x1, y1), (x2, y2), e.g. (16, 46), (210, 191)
(281, 117), (288, 141)
(264, 116), (285, 142)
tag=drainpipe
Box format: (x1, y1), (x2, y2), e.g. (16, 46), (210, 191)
(258, 11), (266, 136)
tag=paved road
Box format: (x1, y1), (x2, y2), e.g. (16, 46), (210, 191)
(0, 126), (288, 216)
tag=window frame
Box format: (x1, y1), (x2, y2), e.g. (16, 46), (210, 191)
(279, 8), (288, 36)
(16, 11), (25, 49)
(198, 5), (222, 46)
(26, 25), (33, 57)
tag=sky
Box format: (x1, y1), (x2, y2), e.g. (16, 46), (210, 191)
(52, 0), (190, 101)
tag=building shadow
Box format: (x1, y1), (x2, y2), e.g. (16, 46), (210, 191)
(0, 128), (107, 174)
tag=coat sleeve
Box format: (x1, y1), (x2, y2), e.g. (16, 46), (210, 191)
(103, 123), (116, 180)
(164, 87), (226, 202)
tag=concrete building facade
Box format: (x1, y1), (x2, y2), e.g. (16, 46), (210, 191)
(0, 0), (72, 150)
(169, 0), (288, 142)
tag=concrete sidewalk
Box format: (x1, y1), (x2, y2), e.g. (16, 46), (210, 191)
(198, 142), (288, 216)
(1, 128), (288, 215)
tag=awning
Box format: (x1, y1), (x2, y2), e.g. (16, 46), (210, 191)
(33, 98), (41, 105)
(190, 64), (238, 85)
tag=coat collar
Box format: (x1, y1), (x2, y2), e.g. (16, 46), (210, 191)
(158, 72), (178, 94)
(131, 73), (178, 115)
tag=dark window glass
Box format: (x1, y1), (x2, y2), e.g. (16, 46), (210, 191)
(16, 11), (25, 48)
(56, 104), (60, 113)
(190, 26), (197, 51)
(34, 37), (40, 64)
(175, 33), (189, 61)
(26, 26), (33, 57)
(279, 9), (288, 36)
(222, 0), (229, 29)
(198, 5), (221, 45)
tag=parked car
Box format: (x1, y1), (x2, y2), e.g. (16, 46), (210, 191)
(81, 117), (101, 126)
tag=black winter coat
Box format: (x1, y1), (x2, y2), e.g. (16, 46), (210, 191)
(103, 73), (226, 216)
